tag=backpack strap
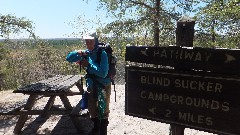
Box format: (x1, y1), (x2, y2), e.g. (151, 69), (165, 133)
(96, 47), (102, 64)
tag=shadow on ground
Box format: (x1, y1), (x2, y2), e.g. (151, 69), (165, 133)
(19, 115), (79, 135)
(20, 115), (51, 135)
(51, 115), (79, 135)
(0, 115), (18, 130)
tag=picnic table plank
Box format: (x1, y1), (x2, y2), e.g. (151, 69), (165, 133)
(16, 75), (64, 92)
(48, 75), (76, 91)
(43, 75), (74, 91)
(13, 91), (83, 96)
(46, 75), (81, 92)
(14, 75), (82, 93)
(57, 76), (82, 91)
(4, 110), (71, 115)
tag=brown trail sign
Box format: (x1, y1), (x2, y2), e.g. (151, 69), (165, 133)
(125, 16), (239, 135)
(125, 46), (240, 135)
(126, 46), (240, 75)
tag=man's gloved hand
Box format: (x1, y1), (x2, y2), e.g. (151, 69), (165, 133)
(77, 50), (87, 56)
(80, 59), (89, 67)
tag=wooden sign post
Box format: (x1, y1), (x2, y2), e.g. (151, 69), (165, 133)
(176, 16), (195, 47)
(172, 16), (195, 135)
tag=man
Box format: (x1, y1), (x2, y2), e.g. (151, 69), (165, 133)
(66, 31), (111, 135)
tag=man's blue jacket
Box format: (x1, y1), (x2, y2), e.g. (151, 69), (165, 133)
(66, 48), (111, 89)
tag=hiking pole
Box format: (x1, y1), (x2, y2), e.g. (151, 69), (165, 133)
(114, 83), (116, 102)
(77, 63), (84, 94)
(79, 61), (82, 73)
(112, 80), (116, 102)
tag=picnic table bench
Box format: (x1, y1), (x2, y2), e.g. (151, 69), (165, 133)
(2, 75), (86, 134)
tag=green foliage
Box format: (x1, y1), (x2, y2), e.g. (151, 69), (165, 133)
(98, 0), (196, 47)
(98, 0), (239, 49)
(0, 42), (9, 61)
(46, 38), (84, 48)
(0, 13), (87, 90)
(195, 0), (240, 48)
(0, 13), (37, 90)
(0, 42), (8, 90)
(0, 39), (84, 90)
(0, 14), (35, 38)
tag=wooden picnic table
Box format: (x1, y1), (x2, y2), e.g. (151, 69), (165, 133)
(10, 75), (84, 134)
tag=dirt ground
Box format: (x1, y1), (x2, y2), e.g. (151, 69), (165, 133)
(0, 85), (217, 135)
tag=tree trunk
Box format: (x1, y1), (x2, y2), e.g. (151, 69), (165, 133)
(154, 0), (160, 46)
(211, 19), (216, 42)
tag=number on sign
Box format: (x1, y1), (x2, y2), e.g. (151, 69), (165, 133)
(165, 109), (171, 117)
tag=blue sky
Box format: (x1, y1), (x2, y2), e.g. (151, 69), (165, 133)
(0, 0), (110, 39)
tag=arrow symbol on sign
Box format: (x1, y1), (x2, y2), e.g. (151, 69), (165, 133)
(225, 54), (236, 63)
(140, 48), (148, 56)
(149, 107), (156, 115)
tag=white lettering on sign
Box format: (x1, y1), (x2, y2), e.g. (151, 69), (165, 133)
(174, 79), (223, 93)
(147, 107), (213, 126)
(178, 111), (213, 126)
(141, 75), (170, 87)
(153, 49), (212, 62)
(149, 107), (157, 114)
(141, 49), (148, 56)
(140, 91), (230, 112)
(225, 54), (236, 63)
(140, 75), (223, 93)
